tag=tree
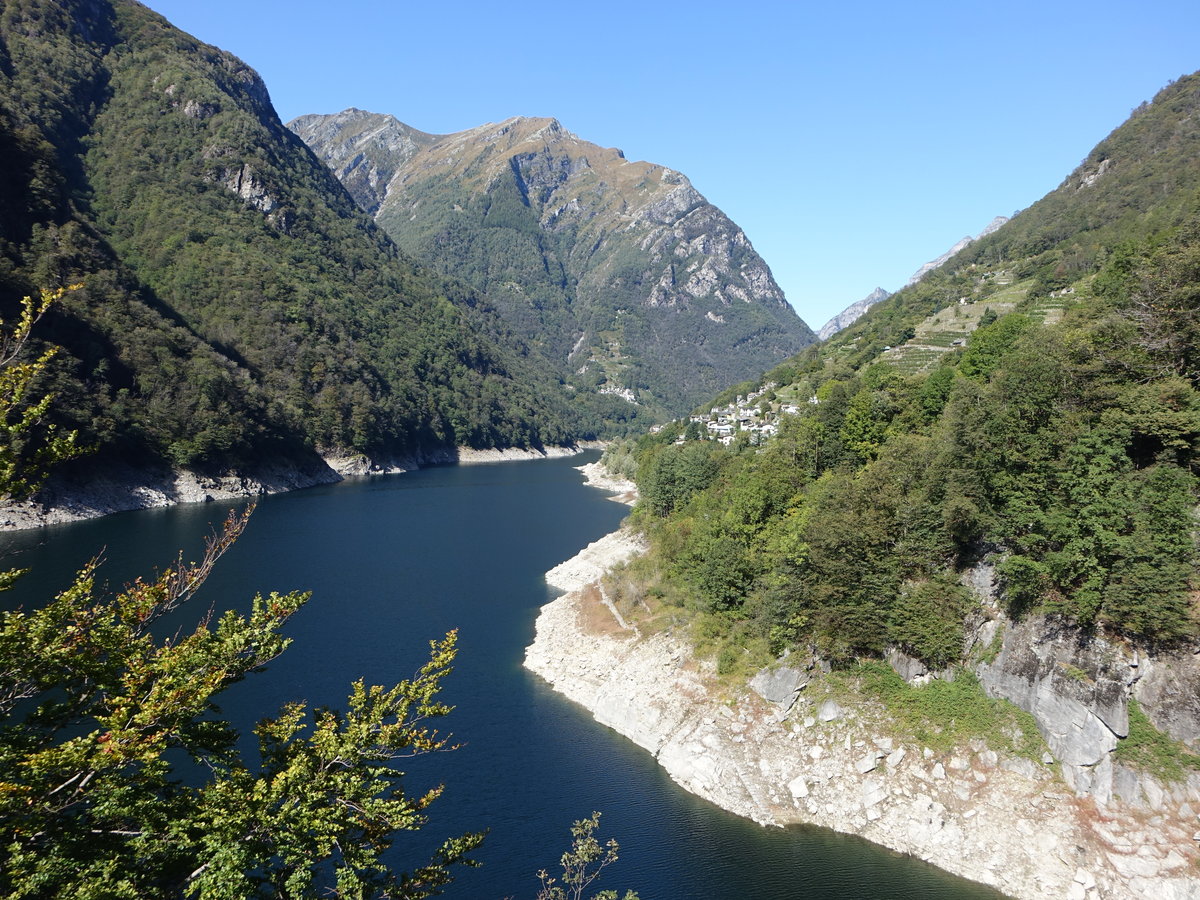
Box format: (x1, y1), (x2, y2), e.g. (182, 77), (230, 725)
(536, 812), (638, 900)
(0, 286), (84, 499)
(888, 579), (971, 669)
(636, 441), (722, 517)
(0, 507), (483, 899)
(1124, 223), (1200, 382)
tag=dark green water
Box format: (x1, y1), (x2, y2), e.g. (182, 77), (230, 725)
(0, 454), (1008, 899)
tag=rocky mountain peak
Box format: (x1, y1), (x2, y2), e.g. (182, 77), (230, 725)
(287, 108), (438, 214)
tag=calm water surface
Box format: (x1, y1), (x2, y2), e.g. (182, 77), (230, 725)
(0, 453), (1008, 899)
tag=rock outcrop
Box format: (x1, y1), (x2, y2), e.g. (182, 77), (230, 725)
(975, 617), (1129, 798)
(1133, 649), (1200, 750)
(955, 558), (1200, 816)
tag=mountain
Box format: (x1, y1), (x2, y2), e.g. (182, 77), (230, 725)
(817, 286), (890, 340)
(0, 0), (588, 490)
(819, 219), (1010, 343)
(906, 215), (1010, 285)
(289, 109), (816, 417)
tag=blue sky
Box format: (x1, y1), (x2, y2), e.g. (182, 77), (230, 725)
(142, 0), (1200, 330)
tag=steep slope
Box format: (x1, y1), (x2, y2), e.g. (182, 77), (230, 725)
(290, 110), (816, 417)
(817, 286), (890, 340)
(0, 0), (585, 488)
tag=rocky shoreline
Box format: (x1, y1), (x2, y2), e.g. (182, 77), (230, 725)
(0, 445), (585, 531)
(525, 478), (1200, 900)
(573, 460), (638, 504)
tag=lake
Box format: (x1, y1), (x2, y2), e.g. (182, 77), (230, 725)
(0, 453), (1007, 899)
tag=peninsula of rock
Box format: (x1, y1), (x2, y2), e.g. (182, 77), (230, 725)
(526, 479), (1200, 900)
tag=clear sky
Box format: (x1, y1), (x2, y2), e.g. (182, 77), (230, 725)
(140, 0), (1200, 331)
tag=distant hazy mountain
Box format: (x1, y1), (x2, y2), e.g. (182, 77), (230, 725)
(817, 287), (891, 340)
(290, 110), (816, 416)
(907, 216), (1010, 285)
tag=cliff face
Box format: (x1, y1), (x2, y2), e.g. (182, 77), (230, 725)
(526, 530), (1200, 900)
(290, 110), (816, 416)
(975, 613), (1200, 806)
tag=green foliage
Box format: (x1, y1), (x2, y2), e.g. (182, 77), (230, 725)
(1121, 220), (1200, 382)
(918, 365), (956, 421)
(995, 555), (1049, 618)
(1114, 698), (1200, 783)
(848, 663), (1045, 759)
(599, 438), (639, 481)
(0, 285), (83, 497)
(888, 579), (971, 669)
(0, 508), (483, 899)
(624, 201), (1200, 663)
(957, 313), (1030, 380)
(536, 812), (639, 900)
(636, 440), (723, 517)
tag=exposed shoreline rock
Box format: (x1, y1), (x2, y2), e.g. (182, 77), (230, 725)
(0, 445), (585, 532)
(525, 527), (1200, 900)
(573, 460), (637, 505)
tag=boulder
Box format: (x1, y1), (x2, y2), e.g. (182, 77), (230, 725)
(817, 699), (843, 722)
(749, 665), (809, 709)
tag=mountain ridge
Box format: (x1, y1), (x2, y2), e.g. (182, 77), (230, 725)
(907, 215), (1011, 285)
(817, 286), (891, 340)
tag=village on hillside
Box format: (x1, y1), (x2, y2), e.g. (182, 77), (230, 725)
(649, 382), (807, 446)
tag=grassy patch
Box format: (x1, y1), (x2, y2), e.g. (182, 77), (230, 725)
(690, 612), (772, 682)
(1114, 697), (1200, 783)
(1059, 662), (1092, 684)
(843, 660), (1045, 759)
(973, 626), (1005, 665)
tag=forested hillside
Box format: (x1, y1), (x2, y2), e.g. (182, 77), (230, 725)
(617, 71), (1200, 673)
(0, 0), (590, 486)
(290, 110), (816, 419)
